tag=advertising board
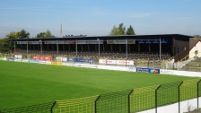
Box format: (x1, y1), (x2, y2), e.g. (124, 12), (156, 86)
(29, 60), (40, 63)
(32, 55), (40, 60)
(21, 59), (29, 62)
(15, 55), (22, 59)
(99, 59), (134, 65)
(40, 61), (51, 65)
(99, 59), (116, 65)
(136, 67), (149, 73)
(15, 59), (22, 62)
(149, 68), (160, 74)
(62, 57), (68, 62)
(73, 58), (93, 63)
(45, 56), (52, 61)
(136, 67), (160, 74)
(116, 60), (134, 66)
(7, 58), (15, 61)
(56, 57), (62, 62)
(51, 62), (62, 66)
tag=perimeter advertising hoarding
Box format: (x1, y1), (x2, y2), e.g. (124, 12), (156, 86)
(62, 57), (68, 62)
(149, 68), (160, 74)
(40, 61), (51, 65)
(73, 58), (93, 63)
(51, 62), (62, 66)
(56, 57), (62, 62)
(32, 56), (52, 61)
(136, 67), (149, 73)
(99, 59), (134, 66)
(7, 58), (15, 61)
(32, 55), (40, 60)
(29, 60), (40, 63)
(136, 67), (160, 74)
(15, 55), (22, 59)
(14, 59), (22, 62)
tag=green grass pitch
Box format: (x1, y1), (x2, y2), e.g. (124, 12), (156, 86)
(0, 61), (197, 109)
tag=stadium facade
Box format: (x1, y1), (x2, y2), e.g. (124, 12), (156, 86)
(13, 34), (192, 62)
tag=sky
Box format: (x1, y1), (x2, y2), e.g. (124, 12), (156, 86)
(0, 0), (200, 38)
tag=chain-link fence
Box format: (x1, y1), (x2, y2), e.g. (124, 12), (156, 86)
(0, 102), (56, 113)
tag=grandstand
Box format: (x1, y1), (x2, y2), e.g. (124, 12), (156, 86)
(12, 34), (192, 68)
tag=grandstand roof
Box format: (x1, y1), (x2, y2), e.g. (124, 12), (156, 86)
(13, 34), (193, 41)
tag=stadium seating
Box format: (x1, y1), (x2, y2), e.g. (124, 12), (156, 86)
(13, 49), (171, 68)
(181, 58), (201, 72)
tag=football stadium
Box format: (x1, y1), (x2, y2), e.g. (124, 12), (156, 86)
(0, 34), (201, 113)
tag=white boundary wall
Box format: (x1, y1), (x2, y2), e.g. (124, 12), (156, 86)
(161, 69), (201, 77)
(137, 98), (201, 113)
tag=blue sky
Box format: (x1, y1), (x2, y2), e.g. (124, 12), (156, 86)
(0, 0), (200, 38)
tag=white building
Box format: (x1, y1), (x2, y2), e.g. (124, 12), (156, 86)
(189, 40), (201, 58)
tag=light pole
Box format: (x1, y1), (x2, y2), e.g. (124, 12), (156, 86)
(56, 40), (59, 55)
(40, 40), (42, 55)
(26, 39), (29, 54)
(98, 38), (100, 57)
(14, 42), (16, 53)
(126, 39), (128, 59)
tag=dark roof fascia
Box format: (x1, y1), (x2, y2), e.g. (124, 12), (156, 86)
(12, 34), (193, 41)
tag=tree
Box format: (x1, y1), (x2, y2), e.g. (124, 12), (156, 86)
(193, 35), (201, 38)
(6, 29), (30, 39)
(110, 23), (136, 36)
(19, 29), (30, 39)
(109, 25), (119, 36)
(118, 23), (126, 35)
(126, 25), (135, 35)
(35, 30), (55, 38)
(0, 30), (30, 53)
(0, 38), (12, 53)
(110, 23), (126, 36)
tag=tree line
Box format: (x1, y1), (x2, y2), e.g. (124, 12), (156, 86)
(0, 29), (55, 53)
(0, 23), (136, 53)
(0, 22), (200, 53)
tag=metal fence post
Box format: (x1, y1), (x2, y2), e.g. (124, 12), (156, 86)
(197, 79), (201, 109)
(51, 101), (56, 113)
(155, 85), (161, 113)
(178, 81), (183, 113)
(128, 89), (134, 113)
(95, 96), (100, 113)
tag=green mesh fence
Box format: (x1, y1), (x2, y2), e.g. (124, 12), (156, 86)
(130, 85), (158, 113)
(156, 81), (182, 107)
(198, 80), (201, 97)
(180, 79), (200, 101)
(53, 96), (98, 113)
(95, 90), (133, 113)
(0, 101), (55, 113)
